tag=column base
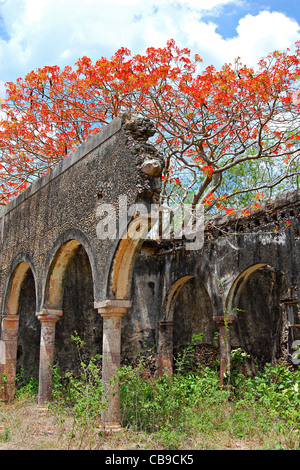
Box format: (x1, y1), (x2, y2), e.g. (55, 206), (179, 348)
(97, 422), (123, 434)
(36, 405), (49, 413)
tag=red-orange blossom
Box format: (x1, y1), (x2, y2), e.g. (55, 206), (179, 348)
(1, 39), (300, 213)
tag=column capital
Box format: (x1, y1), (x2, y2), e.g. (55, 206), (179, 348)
(36, 309), (63, 323)
(1, 314), (20, 325)
(280, 297), (297, 305)
(94, 299), (132, 318)
(213, 315), (236, 326)
(158, 320), (173, 329)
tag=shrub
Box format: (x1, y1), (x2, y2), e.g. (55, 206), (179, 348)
(48, 334), (300, 449)
(15, 368), (38, 398)
(239, 362), (300, 428)
(49, 334), (106, 448)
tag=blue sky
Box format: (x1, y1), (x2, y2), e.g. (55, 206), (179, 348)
(210, 1), (300, 38)
(0, 0), (300, 94)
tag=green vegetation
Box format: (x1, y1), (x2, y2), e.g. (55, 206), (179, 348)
(49, 334), (105, 445)
(1, 335), (299, 450)
(118, 348), (300, 450)
(15, 368), (38, 399)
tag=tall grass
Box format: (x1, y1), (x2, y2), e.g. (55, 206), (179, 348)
(118, 350), (300, 449)
(10, 335), (300, 450)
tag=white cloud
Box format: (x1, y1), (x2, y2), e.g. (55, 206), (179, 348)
(183, 10), (300, 67)
(182, 0), (241, 11)
(0, 0), (148, 81)
(0, 0), (299, 92)
(150, 0), (240, 9)
(231, 11), (300, 64)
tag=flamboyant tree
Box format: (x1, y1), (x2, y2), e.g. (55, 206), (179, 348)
(1, 39), (300, 215)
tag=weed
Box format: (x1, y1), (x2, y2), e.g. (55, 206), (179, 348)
(15, 369), (38, 398)
(173, 332), (204, 373)
(9, 333), (299, 450)
(49, 333), (106, 449)
(1, 427), (10, 442)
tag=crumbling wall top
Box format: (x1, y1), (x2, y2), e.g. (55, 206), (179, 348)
(204, 189), (300, 239)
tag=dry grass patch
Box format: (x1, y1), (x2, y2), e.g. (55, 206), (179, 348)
(0, 396), (299, 451)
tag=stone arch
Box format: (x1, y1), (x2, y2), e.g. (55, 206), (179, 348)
(37, 233), (99, 403)
(226, 263), (267, 313)
(226, 263), (289, 367)
(107, 214), (155, 300)
(157, 275), (194, 376)
(2, 258), (37, 316)
(158, 275), (216, 375)
(162, 275), (195, 322)
(0, 259), (37, 400)
(57, 244), (102, 375)
(43, 230), (97, 310)
(44, 239), (82, 310)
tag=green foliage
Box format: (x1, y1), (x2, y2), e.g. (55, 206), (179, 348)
(174, 332), (204, 373)
(119, 361), (226, 444)
(44, 334), (300, 449)
(15, 368), (38, 398)
(49, 334), (106, 447)
(0, 427), (10, 442)
(119, 343), (300, 449)
(232, 362), (300, 428)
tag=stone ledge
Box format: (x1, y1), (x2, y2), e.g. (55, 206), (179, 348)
(94, 299), (132, 309)
(274, 189), (300, 209)
(205, 189), (300, 233)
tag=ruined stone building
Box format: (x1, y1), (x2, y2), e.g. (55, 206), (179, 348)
(0, 117), (299, 429)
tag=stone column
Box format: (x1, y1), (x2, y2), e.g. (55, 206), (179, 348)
(36, 309), (63, 404)
(95, 299), (132, 431)
(213, 315), (236, 387)
(0, 314), (19, 401)
(280, 297), (298, 362)
(157, 321), (174, 377)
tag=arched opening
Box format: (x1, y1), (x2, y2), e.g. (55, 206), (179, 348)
(172, 277), (217, 370)
(163, 275), (195, 323)
(107, 214), (156, 299)
(3, 261), (36, 316)
(156, 275), (216, 376)
(57, 246), (102, 375)
(44, 239), (81, 310)
(227, 264), (288, 369)
(44, 240), (101, 376)
(1, 261), (38, 398)
(16, 269), (39, 382)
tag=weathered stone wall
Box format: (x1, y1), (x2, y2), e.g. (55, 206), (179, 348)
(0, 116), (163, 313)
(0, 117), (164, 386)
(126, 189), (300, 369)
(1, 117), (300, 388)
